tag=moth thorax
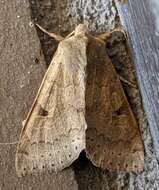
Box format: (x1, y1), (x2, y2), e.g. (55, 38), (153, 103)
(75, 24), (88, 36)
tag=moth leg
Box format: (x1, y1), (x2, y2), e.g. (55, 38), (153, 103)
(36, 24), (64, 42)
(22, 119), (27, 127)
(119, 75), (137, 88)
(98, 27), (127, 41)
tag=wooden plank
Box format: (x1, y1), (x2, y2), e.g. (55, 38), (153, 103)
(0, 0), (78, 189)
(115, 0), (159, 156)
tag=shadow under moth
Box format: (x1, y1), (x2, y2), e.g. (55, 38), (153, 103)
(16, 24), (144, 177)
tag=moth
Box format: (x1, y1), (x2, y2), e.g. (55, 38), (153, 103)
(16, 24), (144, 177)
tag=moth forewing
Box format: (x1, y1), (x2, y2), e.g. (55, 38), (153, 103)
(85, 34), (144, 172)
(16, 27), (88, 177)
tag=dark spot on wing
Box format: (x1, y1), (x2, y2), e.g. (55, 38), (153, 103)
(38, 105), (48, 116)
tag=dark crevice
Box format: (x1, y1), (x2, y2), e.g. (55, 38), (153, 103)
(29, 0), (59, 66)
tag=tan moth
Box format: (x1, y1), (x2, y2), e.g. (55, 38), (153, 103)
(16, 24), (144, 177)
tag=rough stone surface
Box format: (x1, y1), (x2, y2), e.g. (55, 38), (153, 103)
(67, 0), (117, 32)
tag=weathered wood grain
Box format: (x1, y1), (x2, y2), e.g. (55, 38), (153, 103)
(114, 1), (159, 189)
(115, 0), (159, 156)
(0, 0), (78, 189)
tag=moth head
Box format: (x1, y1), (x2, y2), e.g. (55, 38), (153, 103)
(75, 24), (88, 36)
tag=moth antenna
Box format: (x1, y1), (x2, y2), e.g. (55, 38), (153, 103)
(65, 31), (75, 39)
(97, 27), (127, 41)
(97, 32), (112, 41)
(36, 24), (64, 42)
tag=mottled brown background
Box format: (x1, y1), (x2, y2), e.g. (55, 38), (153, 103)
(0, 0), (158, 189)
